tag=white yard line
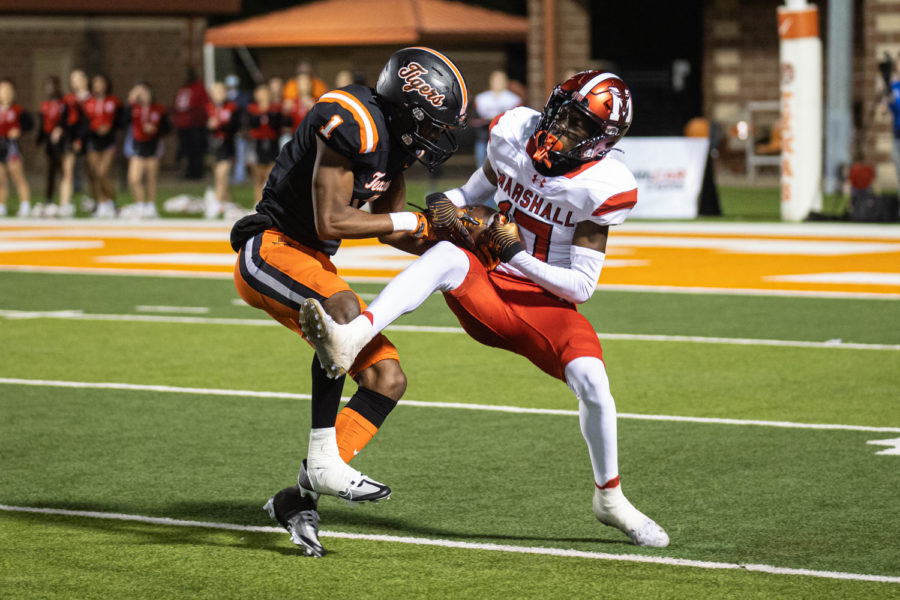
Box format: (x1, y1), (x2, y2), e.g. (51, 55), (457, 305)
(0, 309), (897, 351)
(2, 265), (900, 299)
(135, 305), (211, 314)
(0, 504), (897, 584)
(1, 377), (898, 433)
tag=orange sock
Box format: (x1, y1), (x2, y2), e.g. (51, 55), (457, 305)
(335, 407), (380, 463)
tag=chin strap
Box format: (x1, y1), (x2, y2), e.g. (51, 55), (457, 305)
(531, 130), (562, 169)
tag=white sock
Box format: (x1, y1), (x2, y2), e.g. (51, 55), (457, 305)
(565, 356), (619, 486)
(365, 241), (470, 333)
(307, 427), (343, 466)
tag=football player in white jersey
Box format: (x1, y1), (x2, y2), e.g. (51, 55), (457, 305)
(299, 72), (669, 547)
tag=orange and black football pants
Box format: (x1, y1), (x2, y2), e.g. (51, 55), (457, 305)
(234, 228), (399, 461)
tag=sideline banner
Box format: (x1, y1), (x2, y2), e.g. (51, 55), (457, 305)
(616, 137), (709, 219)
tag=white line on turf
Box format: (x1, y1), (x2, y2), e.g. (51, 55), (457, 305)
(2, 265), (899, 299)
(1, 309), (897, 351)
(135, 305), (211, 314)
(0, 504), (897, 584)
(2, 377), (898, 433)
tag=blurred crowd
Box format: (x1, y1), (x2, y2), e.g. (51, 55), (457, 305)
(0, 60), (523, 219)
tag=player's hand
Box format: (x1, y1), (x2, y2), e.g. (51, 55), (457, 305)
(424, 193), (474, 250)
(486, 213), (523, 263)
(410, 212), (431, 239)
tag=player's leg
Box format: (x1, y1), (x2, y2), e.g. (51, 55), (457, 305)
(303, 289), (402, 501)
(299, 241), (470, 375)
(564, 355), (669, 548)
(234, 232), (393, 502)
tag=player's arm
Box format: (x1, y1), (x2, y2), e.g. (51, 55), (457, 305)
(312, 138), (426, 240)
(443, 159), (497, 207)
(488, 219), (608, 304)
(372, 174), (435, 256)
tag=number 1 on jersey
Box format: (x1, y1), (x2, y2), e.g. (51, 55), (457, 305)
(319, 114), (343, 139)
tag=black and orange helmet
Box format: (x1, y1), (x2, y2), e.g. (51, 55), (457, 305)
(375, 47), (468, 170)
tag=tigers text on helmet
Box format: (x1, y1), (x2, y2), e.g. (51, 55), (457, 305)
(375, 47), (468, 170)
(530, 71), (632, 176)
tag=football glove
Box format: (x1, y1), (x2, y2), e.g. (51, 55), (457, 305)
(486, 213), (523, 263)
(410, 212), (431, 239)
(424, 193), (475, 250)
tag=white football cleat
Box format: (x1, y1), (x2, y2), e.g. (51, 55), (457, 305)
(298, 458), (391, 504)
(0, 203), (6, 217)
(16, 201), (31, 217)
(593, 485), (669, 547)
(298, 298), (374, 379)
(57, 203), (73, 219)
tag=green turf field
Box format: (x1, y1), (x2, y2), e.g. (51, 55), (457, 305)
(1, 271), (898, 598)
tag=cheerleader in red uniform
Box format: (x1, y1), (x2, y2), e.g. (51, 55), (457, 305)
(206, 81), (239, 219)
(36, 76), (65, 216)
(60, 69), (89, 216)
(246, 84), (283, 206)
(0, 79), (33, 217)
(126, 82), (170, 219)
(84, 74), (122, 218)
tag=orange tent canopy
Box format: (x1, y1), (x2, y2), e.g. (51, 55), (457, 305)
(204, 0), (528, 47)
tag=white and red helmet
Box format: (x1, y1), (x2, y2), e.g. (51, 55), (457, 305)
(530, 71), (633, 175)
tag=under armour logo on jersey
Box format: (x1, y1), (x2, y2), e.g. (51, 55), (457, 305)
(398, 62), (445, 107)
(531, 174), (546, 188)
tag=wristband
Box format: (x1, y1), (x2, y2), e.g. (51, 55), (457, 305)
(389, 211), (419, 232)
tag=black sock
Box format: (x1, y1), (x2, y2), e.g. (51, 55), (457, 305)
(310, 354), (345, 428)
(345, 386), (397, 429)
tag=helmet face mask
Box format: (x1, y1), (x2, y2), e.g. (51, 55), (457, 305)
(531, 72), (632, 176)
(376, 47), (468, 170)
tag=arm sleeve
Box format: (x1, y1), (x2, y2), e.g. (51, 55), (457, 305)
(508, 245), (605, 304)
(443, 166), (495, 207)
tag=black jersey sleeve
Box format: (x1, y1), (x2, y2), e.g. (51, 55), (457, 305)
(306, 96), (379, 160)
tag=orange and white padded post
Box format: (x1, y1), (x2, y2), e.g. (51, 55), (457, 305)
(777, 0), (823, 222)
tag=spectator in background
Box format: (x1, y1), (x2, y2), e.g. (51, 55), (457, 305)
(173, 68), (209, 180)
(334, 69), (354, 89)
(472, 70), (521, 167)
(0, 79), (33, 217)
(246, 84), (283, 205)
(36, 75), (65, 217)
(269, 76), (284, 102)
(206, 81), (239, 219)
(60, 69), (89, 217)
(84, 74), (121, 218)
(282, 59), (328, 104)
(225, 74), (250, 185)
(282, 69), (314, 145)
(126, 81), (170, 219)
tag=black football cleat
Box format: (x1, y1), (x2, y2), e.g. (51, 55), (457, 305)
(264, 485), (325, 557)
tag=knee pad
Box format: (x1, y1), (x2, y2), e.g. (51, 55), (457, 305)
(565, 356), (612, 406)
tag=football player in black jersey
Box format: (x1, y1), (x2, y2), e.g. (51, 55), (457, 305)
(232, 47), (467, 557)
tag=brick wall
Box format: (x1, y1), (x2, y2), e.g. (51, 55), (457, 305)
(527, 0), (591, 108)
(703, 0), (900, 187)
(0, 16), (205, 172)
